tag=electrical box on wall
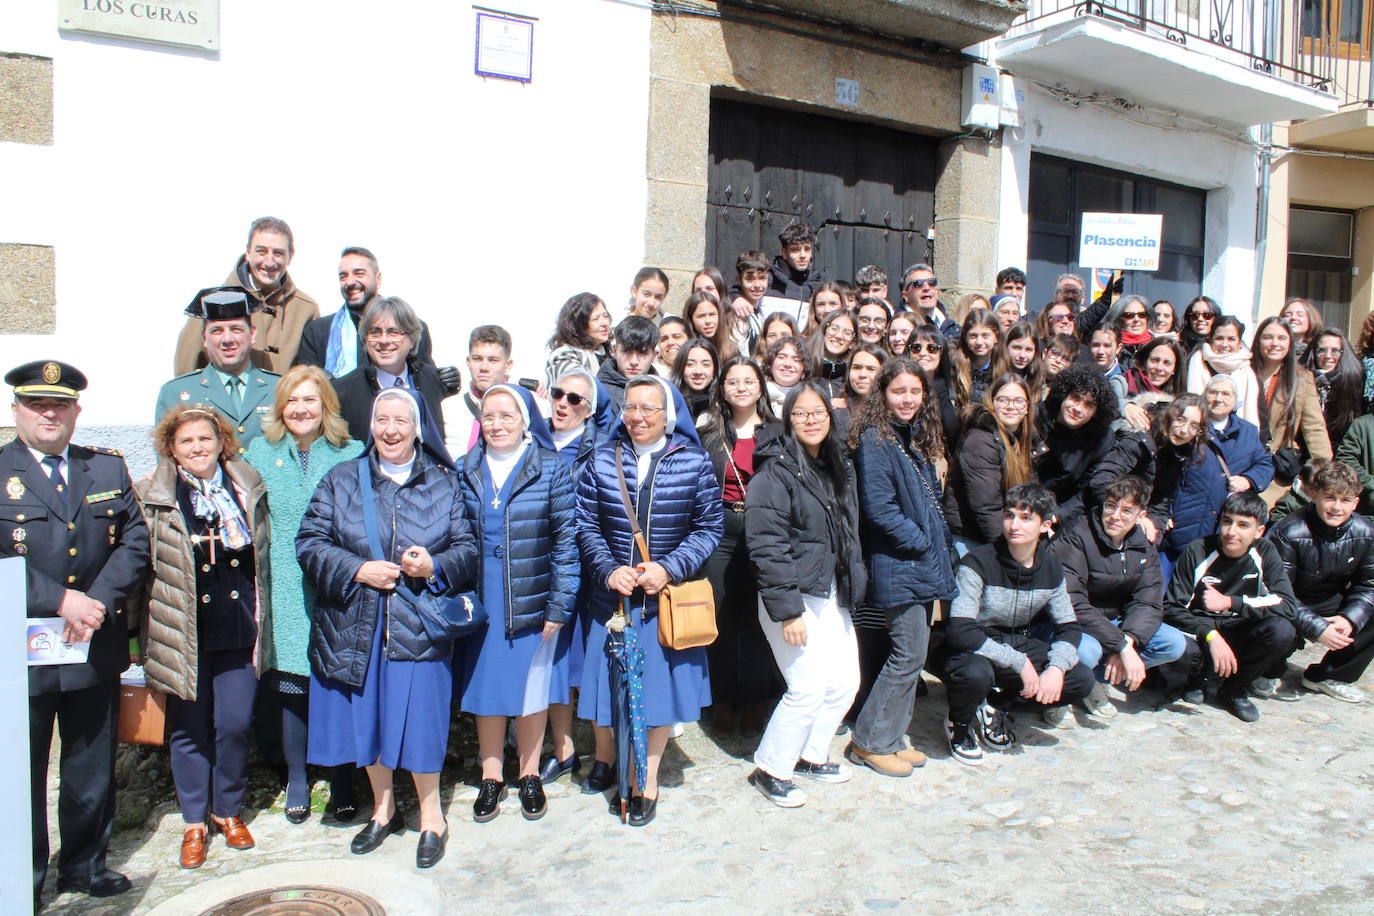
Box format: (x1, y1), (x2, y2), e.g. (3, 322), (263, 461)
(962, 63), (1001, 129)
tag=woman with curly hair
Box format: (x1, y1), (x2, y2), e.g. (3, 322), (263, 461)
(843, 358), (954, 778)
(545, 292), (612, 389)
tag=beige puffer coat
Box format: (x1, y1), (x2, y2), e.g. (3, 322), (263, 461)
(134, 457), (271, 701)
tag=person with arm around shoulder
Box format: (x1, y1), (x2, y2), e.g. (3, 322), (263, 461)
(244, 365), (364, 826)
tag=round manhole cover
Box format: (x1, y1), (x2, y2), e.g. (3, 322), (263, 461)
(199, 885), (385, 915)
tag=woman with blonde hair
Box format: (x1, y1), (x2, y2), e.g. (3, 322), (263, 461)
(246, 365), (364, 825)
(136, 405), (270, 868)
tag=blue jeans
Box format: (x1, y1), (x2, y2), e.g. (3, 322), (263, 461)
(1078, 620), (1189, 678)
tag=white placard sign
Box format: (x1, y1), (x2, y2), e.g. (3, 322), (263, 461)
(475, 11), (534, 82)
(1078, 212), (1164, 271)
(58, 0), (219, 50)
(0, 557), (29, 905)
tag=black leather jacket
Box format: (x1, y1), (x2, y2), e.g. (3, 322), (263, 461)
(1267, 505), (1374, 640)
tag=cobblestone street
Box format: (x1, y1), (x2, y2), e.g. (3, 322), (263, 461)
(38, 643), (1374, 915)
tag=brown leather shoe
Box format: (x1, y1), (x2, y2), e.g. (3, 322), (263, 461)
(844, 742), (914, 778)
(180, 826), (207, 869)
(895, 747), (928, 767)
(212, 815), (255, 850)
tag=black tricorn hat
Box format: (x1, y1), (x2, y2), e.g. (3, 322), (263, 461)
(184, 286), (260, 321)
(5, 360), (88, 399)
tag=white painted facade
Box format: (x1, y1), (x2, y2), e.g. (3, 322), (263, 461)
(992, 79), (1264, 321)
(0, 0), (651, 439)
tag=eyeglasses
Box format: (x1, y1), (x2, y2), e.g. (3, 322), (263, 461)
(826, 327), (856, 342)
(905, 278), (939, 289)
(723, 377), (760, 389)
(1102, 502), (1142, 519)
(1172, 419), (1202, 433)
(479, 412), (522, 425)
(993, 396), (1028, 408)
(550, 387), (587, 407)
(366, 327), (407, 340)
(857, 316), (887, 327)
(1316, 346), (1344, 356)
(1122, 311), (1148, 319)
(790, 409), (829, 422)
(912, 343), (942, 354)
(623, 404), (665, 417)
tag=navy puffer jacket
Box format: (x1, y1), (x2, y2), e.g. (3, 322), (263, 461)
(1164, 413), (1274, 553)
(576, 431), (724, 619)
(852, 423), (956, 608)
(297, 450), (478, 687)
(461, 443), (579, 636)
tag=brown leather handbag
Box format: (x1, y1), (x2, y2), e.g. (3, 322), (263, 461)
(613, 443), (718, 650)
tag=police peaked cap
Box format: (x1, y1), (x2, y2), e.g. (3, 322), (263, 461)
(6, 360), (87, 399)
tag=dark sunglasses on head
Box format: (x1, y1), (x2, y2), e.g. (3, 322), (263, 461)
(550, 387), (587, 407)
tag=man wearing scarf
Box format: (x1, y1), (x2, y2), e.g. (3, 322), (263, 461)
(294, 246), (447, 382)
(171, 217), (320, 375)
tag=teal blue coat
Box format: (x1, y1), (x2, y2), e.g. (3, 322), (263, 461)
(246, 433), (363, 676)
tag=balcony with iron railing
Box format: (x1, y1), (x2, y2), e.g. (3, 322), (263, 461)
(1287, 0), (1374, 151)
(989, 0), (1338, 127)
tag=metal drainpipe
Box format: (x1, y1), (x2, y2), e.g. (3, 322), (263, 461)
(1254, 122), (1271, 323)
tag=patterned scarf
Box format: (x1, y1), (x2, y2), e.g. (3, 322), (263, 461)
(177, 465), (252, 550)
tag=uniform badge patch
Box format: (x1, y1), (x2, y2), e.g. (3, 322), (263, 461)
(6, 477), (23, 500)
(12, 528), (26, 543)
(42, 362), (61, 384)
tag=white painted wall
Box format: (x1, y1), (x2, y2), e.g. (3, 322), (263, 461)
(0, 0), (652, 428)
(993, 81), (1262, 323)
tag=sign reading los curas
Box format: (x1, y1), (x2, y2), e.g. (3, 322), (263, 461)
(58, 0), (218, 51)
(1078, 212), (1164, 272)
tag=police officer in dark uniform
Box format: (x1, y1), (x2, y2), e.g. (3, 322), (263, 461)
(2, 360), (150, 908)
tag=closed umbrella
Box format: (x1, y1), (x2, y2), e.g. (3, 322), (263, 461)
(604, 600), (648, 823)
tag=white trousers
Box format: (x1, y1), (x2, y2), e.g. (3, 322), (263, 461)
(753, 585), (860, 780)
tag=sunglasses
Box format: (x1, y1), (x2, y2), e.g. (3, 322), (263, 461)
(912, 343), (943, 354)
(550, 387), (587, 407)
(1122, 311), (1148, 319)
(905, 278), (939, 289)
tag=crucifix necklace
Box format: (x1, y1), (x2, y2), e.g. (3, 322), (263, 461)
(491, 494), (501, 509)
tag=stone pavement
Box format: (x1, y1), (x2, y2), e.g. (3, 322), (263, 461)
(40, 644), (1374, 915)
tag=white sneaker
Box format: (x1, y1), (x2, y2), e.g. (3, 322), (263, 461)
(670, 722), (685, 739)
(1301, 677), (1365, 704)
(1041, 704), (1074, 729)
(1083, 682), (1117, 718)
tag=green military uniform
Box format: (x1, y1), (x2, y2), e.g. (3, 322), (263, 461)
(153, 364), (280, 452)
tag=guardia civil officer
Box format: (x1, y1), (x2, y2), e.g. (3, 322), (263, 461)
(155, 288), (282, 453)
(0, 361), (150, 909)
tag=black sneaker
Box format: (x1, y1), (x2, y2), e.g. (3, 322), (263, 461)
(947, 720), (984, 767)
(1250, 676), (1279, 698)
(747, 768), (806, 807)
(516, 774), (547, 820)
(792, 759), (853, 784)
(975, 702), (1016, 750)
(473, 779), (507, 823)
(1223, 692), (1261, 722)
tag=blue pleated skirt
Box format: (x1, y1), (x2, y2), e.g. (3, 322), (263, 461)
(308, 604), (453, 773)
(577, 602), (711, 728)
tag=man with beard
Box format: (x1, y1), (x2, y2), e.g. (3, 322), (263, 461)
(172, 217), (319, 374)
(294, 246), (442, 378)
(156, 289), (280, 451)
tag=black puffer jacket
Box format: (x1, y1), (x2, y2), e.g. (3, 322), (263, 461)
(297, 449), (478, 686)
(944, 408), (1024, 544)
(768, 254), (828, 302)
(745, 436), (865, 621)
(1036, 415), (1149, 534)
(1266, 505), (1374, 640)
(1053, 512), (1164, 655)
